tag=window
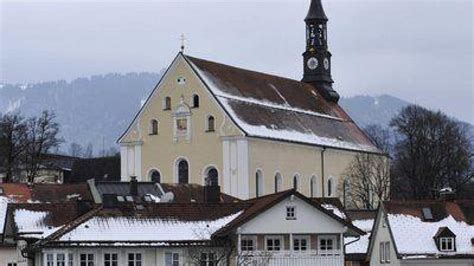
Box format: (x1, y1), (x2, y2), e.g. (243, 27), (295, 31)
(149, 169), (161, 183)
(68, 254), (73, 266)
(379, 241), (391, 263)
(165, 252), (179, 266)
(293, 175), (299, 191)
(241, 236), (256, 251)
(327, 178), (333, 196)
(274, 173), (282, 193)
(206, 115), (215, 132)
(205, 167), (218, 186)
(104, 253), (118, 266)
(439, 237), (454, 252)
(7, 263), (17, 266)
(47, 254), (54, 266)
(385, 242), (391, 262)
(80, 253), (94, 266)
(149, 119), (158, 135)
(178, 159), (189, 184)
(256, 170), (263, 197)
(286, 206), (296, 220)
(293, 236), (309, 252)
(177, 118), (188, 133)
(177, 76), (186, 84)
(164, 97), (171, 110)
(310, 176), (316, 197)
(266, 236), (282, 251)
(192, 94), (199, 108)
(319, 235), (337, 253)
(57, 253), (66, 266)
(200, 252), (216, 266)
(128, 253), (142, 266)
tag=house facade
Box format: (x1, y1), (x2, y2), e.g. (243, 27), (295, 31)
(27, 190), (364, 266)
(366, 200), (474, 266)
(118, 0), (383, 201)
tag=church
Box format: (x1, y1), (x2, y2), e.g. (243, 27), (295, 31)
(118, 0), (382, 200)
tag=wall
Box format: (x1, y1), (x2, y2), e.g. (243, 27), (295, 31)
(0, 246), (18, 265)
(239, 196), (346, 234)
(120, 55), (242, 185)
(247, 138), (358, 199)
(369, 209), (401, 266)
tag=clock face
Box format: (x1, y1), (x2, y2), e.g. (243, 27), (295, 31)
(323, 58), (329, 70)
(307, 57), (318, 70)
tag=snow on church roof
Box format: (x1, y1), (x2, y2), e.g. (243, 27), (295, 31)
(185, 55), (381, 153)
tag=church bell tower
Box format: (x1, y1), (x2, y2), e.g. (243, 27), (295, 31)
(302, 0), (340, 103)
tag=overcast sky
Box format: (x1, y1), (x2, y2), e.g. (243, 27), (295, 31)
(1, 0), (473, 123)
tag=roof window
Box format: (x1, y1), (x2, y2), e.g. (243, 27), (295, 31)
(422, 207), (433, 221)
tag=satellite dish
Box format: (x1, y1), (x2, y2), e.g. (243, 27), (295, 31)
(161, 192), (175, 203)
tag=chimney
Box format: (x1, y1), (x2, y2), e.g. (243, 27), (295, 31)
(204, 185), (221, 203)
(439, 187), (455, 201)
(130, 176), (138, 196)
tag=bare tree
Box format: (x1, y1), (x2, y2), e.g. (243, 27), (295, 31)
(364, 124), (393, 154)
(391, 105), (473, 200)
(23, 111), (63, 183)
(0, 113), (28, 182)
(69, 142), (83, 157)
(83, 143), (94, 158)
(342, 153), (390, 209)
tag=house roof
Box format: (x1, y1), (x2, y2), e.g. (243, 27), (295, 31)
(344, 210), (377, 258)
(7, 201), (93, 240)
(33, 190), (364, 248)
(39, 153), (80, 171)
(67, 156), (120, 183)
(380, 200), (474, 259)
(184, 55), (380, 154)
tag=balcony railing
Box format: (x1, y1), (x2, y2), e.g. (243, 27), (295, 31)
(237, 250), (344, 266)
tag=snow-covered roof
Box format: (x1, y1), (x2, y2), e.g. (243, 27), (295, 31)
(58, 212), (242, 243)
(185, 55), (381, 153)
(388, 214), (473, 257)
(13, 209), (59, 238)
(345, 219), (374, 254)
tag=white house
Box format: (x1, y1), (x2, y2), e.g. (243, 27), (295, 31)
(26, 190), (365, 266)
(366, 200), (474, 266)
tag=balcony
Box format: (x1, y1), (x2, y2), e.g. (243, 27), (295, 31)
(236, 250), (344, 266)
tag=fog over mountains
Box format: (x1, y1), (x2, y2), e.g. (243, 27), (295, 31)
(0, 72), (469, 155)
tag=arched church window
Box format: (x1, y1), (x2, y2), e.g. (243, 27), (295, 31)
(310, 175), (317, 197)
(192, 94), (200, 108)
(274, 173), (282, 193)
(205, 167), (218, 186)
(256, 170), (263, 197)
(164, 97), (171, 110)
(206, 116), (215, 132)
(327, 178), (333, 197)
(293, 175), (300, 191)
(149, 169), (161, 183)
(149, 119), (158, 135)
(178, 159), (189, 184)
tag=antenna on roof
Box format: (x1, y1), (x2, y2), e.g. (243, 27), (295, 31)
(180, 33), (186, 53)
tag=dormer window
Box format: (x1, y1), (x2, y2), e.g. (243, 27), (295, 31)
(439, 237), (455, 252)
(286, 206), (296, 220)
(434, 227), (456, 252)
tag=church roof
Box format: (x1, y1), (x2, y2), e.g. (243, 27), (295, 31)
(305, 0), (328, 21)
(184, 55), (380, 154)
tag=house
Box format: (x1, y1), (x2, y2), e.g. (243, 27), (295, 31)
(0, 183), (94, 266)
(117, 0), (383, 202)
(25, 189), (365, 266)
(366, 199), (474, 265)
(0, 153), (80, 184)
